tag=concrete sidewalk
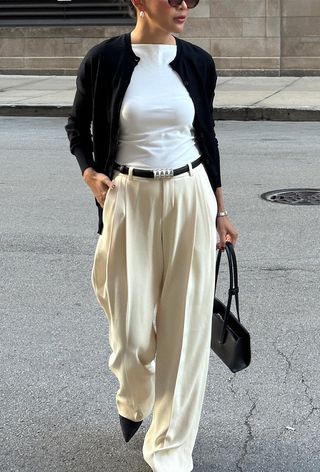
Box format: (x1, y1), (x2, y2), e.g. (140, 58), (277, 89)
(0, 74), (320, 120)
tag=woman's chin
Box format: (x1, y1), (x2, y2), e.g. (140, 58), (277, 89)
(171, 23), (186, 33)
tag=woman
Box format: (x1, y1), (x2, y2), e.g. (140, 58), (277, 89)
(65, 0), (238, 470)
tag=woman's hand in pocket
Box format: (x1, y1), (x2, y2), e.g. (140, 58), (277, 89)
(83, 167), (117, 208)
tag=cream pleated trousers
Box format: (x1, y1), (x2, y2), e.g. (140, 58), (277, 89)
(91, 161), (218, 472)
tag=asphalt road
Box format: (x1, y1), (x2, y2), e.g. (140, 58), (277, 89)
(1, 117), (320, 472)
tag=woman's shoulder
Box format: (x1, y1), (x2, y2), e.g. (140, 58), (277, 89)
(177, 37), (216, 80)
(81, 35), (122, 62)
(178, 37), (215, 64)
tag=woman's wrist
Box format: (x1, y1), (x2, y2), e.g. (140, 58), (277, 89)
(216, 209), (228, 217)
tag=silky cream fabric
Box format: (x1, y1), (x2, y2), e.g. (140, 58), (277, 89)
(91, 162), (217, 472)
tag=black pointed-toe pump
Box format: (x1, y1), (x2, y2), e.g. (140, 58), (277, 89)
(119, 414), (143, 442)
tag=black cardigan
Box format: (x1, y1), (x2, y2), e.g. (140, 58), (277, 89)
(65, 31), (221, 234)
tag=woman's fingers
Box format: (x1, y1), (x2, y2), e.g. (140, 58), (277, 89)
(216, 218), (239, 250)
(102, 175), (117, 190)
(226, 233), (238, 245)
(216, 238), (232, 251)
(83, 170), (118, 208)
(98, 176), (118, 207)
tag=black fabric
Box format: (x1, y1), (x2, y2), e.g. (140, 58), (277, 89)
(65, 31), (222, 234)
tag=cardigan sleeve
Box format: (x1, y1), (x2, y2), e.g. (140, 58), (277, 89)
(65, 53), (95, 174)
(206, 56), (222, 189)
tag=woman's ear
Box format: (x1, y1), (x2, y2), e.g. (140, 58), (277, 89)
(127, 0), (138, 19)
(132, 0), (145, 9)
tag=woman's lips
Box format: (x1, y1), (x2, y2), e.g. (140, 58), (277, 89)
(174, 17), (186, 23)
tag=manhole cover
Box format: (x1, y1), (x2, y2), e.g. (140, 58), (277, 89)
(261, 188), (320, 205)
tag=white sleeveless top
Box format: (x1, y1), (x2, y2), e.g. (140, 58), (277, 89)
(114, 43), (201, 169)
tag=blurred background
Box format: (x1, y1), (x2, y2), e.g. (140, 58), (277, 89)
(0, 0), (319, 76)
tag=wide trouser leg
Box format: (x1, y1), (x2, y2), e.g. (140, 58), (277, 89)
(91, 168), (163, 421)
(142, 164), (217, 472)
(91, 162), (217, 471)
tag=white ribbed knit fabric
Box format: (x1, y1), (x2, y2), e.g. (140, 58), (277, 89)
(114, 43), (202, 169)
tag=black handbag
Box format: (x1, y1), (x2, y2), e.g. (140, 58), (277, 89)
(210, 242), (251, 373)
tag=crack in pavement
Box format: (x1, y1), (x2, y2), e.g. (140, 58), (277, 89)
(236, 390), (257, 472)
(249, 77), (302, 106)
(273, 335), (319, 441)
(299, 373), (320, 425)
(273, 334), (299, 440)
(272, 334), (298, 382)
(276, 370), (319, 441)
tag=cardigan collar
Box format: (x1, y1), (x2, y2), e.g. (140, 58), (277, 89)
(124, 31), (182, 66)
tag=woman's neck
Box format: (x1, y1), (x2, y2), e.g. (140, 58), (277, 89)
(130, 30), (176, 46)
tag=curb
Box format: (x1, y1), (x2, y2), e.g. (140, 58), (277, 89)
(0, 105), (319, 121)
(215, 107), (320, 121)
(0, 105), (69, 117)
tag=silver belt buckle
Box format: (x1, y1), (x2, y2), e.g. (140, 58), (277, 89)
(153, 168), (174, 179)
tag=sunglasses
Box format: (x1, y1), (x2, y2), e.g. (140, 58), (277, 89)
(168, 0), (200, 8)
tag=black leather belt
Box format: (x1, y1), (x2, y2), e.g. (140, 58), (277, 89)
(113, 156), (203, 179)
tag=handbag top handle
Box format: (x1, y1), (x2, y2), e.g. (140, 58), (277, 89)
(214, 242), (240, 324)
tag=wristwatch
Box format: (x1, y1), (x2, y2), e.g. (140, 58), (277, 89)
(217, 210), (228, 217)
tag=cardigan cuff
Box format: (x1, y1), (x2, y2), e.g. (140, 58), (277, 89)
(215, 176), (222, 189)
(73, 146), (95, 175)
